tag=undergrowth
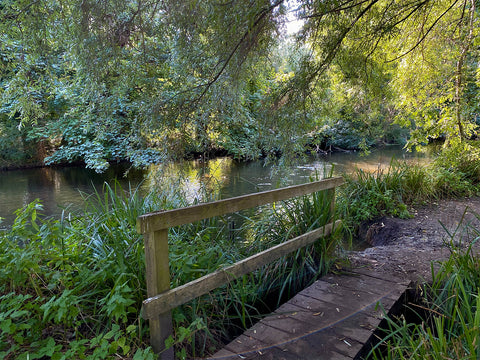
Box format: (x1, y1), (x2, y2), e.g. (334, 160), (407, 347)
(0, 175), (341, 359)
(338, 146), (480, 231)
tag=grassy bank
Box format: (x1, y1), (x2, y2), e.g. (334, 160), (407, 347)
(0, 179), (341, 359)
(338, 145), (480, 230)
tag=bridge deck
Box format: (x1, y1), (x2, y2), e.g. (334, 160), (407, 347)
(209, 267), (410, 360)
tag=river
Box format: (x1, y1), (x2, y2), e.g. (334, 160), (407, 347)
(0, 147), (429, 228)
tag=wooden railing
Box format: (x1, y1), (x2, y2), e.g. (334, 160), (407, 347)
(136, 176), (345, 358)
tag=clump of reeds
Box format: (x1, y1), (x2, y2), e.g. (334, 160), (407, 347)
(338, 158), (480, 229)
(0, 174), (342, 359)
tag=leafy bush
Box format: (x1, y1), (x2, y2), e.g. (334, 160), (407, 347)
(339, 163), (410, 225)
(0, 199), (157, 359)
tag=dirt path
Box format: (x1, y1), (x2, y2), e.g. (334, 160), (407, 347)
(347, 197), (480, 282)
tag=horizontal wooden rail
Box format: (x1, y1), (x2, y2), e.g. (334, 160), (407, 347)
(142, 220), (341, 319)
(137, 176), (344, 233)
(137, 176), (345, 357)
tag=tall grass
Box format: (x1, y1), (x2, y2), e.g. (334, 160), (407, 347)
(0, 175), (341, 359)
(165, 173), (342, 357)
(368, 214), (480, 359)
(338, 158), (480, 231)
(251, 184), (340, 304)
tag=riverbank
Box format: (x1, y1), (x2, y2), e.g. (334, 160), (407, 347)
(0, 148), (423, 228)
(349, 196), (480, 282)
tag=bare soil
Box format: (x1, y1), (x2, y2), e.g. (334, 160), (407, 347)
(347, 197), (480, 282)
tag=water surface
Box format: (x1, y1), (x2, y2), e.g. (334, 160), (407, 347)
(0, 147), (429, 227)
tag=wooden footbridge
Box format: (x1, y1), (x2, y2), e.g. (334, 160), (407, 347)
(136, 177), (411, 359)
(210, 267), (410, 359)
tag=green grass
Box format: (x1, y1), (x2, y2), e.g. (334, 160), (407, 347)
(338, 156), (480, 232)
(0, 177), (341, 359)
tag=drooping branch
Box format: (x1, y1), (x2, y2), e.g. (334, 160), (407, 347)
(307, 0), (379, 83)
(193, 0), (285, 103)
(301, 0), (373, 19)
(454, 0), (475, 141)
(387, 0), (460, 62)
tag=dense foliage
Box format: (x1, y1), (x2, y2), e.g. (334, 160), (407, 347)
(1, 1), (480, 170)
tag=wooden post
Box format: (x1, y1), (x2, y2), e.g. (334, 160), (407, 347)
(143, 229), (174, 359)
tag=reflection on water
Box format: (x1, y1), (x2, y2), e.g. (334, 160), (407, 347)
(0, 164), (144, 228)
(325, 147), (430, 174)
(0, 147), (430, 227)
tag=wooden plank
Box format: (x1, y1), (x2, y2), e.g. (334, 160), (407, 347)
(245, 318), (361, 359)
(278, 327), (362, 359)
(143, 230), (174, 359)
(301, 278), (404, 308)
(321, 273), (411, 298)
(223, 333), (270, 354)
(137, 177), (344, 233)
(212, 271), (409, 359)
(142, 220), (341, 319)
(274, 337), (354, 360)
(243, 322), (299, 349)
(207, 348), (237, 359)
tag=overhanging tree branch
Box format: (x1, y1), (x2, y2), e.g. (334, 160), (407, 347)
(308, 0), (379, 83)
(387, 0), (460, 62)
(193, 0), (285, 103)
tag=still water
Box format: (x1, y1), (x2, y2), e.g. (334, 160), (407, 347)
(0, 147), (429, 228)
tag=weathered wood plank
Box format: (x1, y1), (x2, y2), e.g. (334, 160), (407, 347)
(321, 273), (411, 300)
(212, 270), (409, 360)
(142, 220), (341, 319)
(301, 278), (405, 307)
(242, 319), (361, 359)
(276, 327), (361, 359)
(143, 230), (174, 359)
(274, 337), (354, 360)
(137, 176), (344, 233)
(243, 322), (299, 349)
(207, 347), (237, 359)
(267, 283), (394, 344)
(223, 333), (270, 355)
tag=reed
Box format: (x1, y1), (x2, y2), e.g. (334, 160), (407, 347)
(339, 158), (480, 231)
(0, 175), (341, 359)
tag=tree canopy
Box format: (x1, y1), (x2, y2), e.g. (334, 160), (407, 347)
(1, 0), (479, 170)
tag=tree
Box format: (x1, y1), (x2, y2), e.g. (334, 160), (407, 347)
(1, 0), (479, 170)
(387, 0), (480, 149)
